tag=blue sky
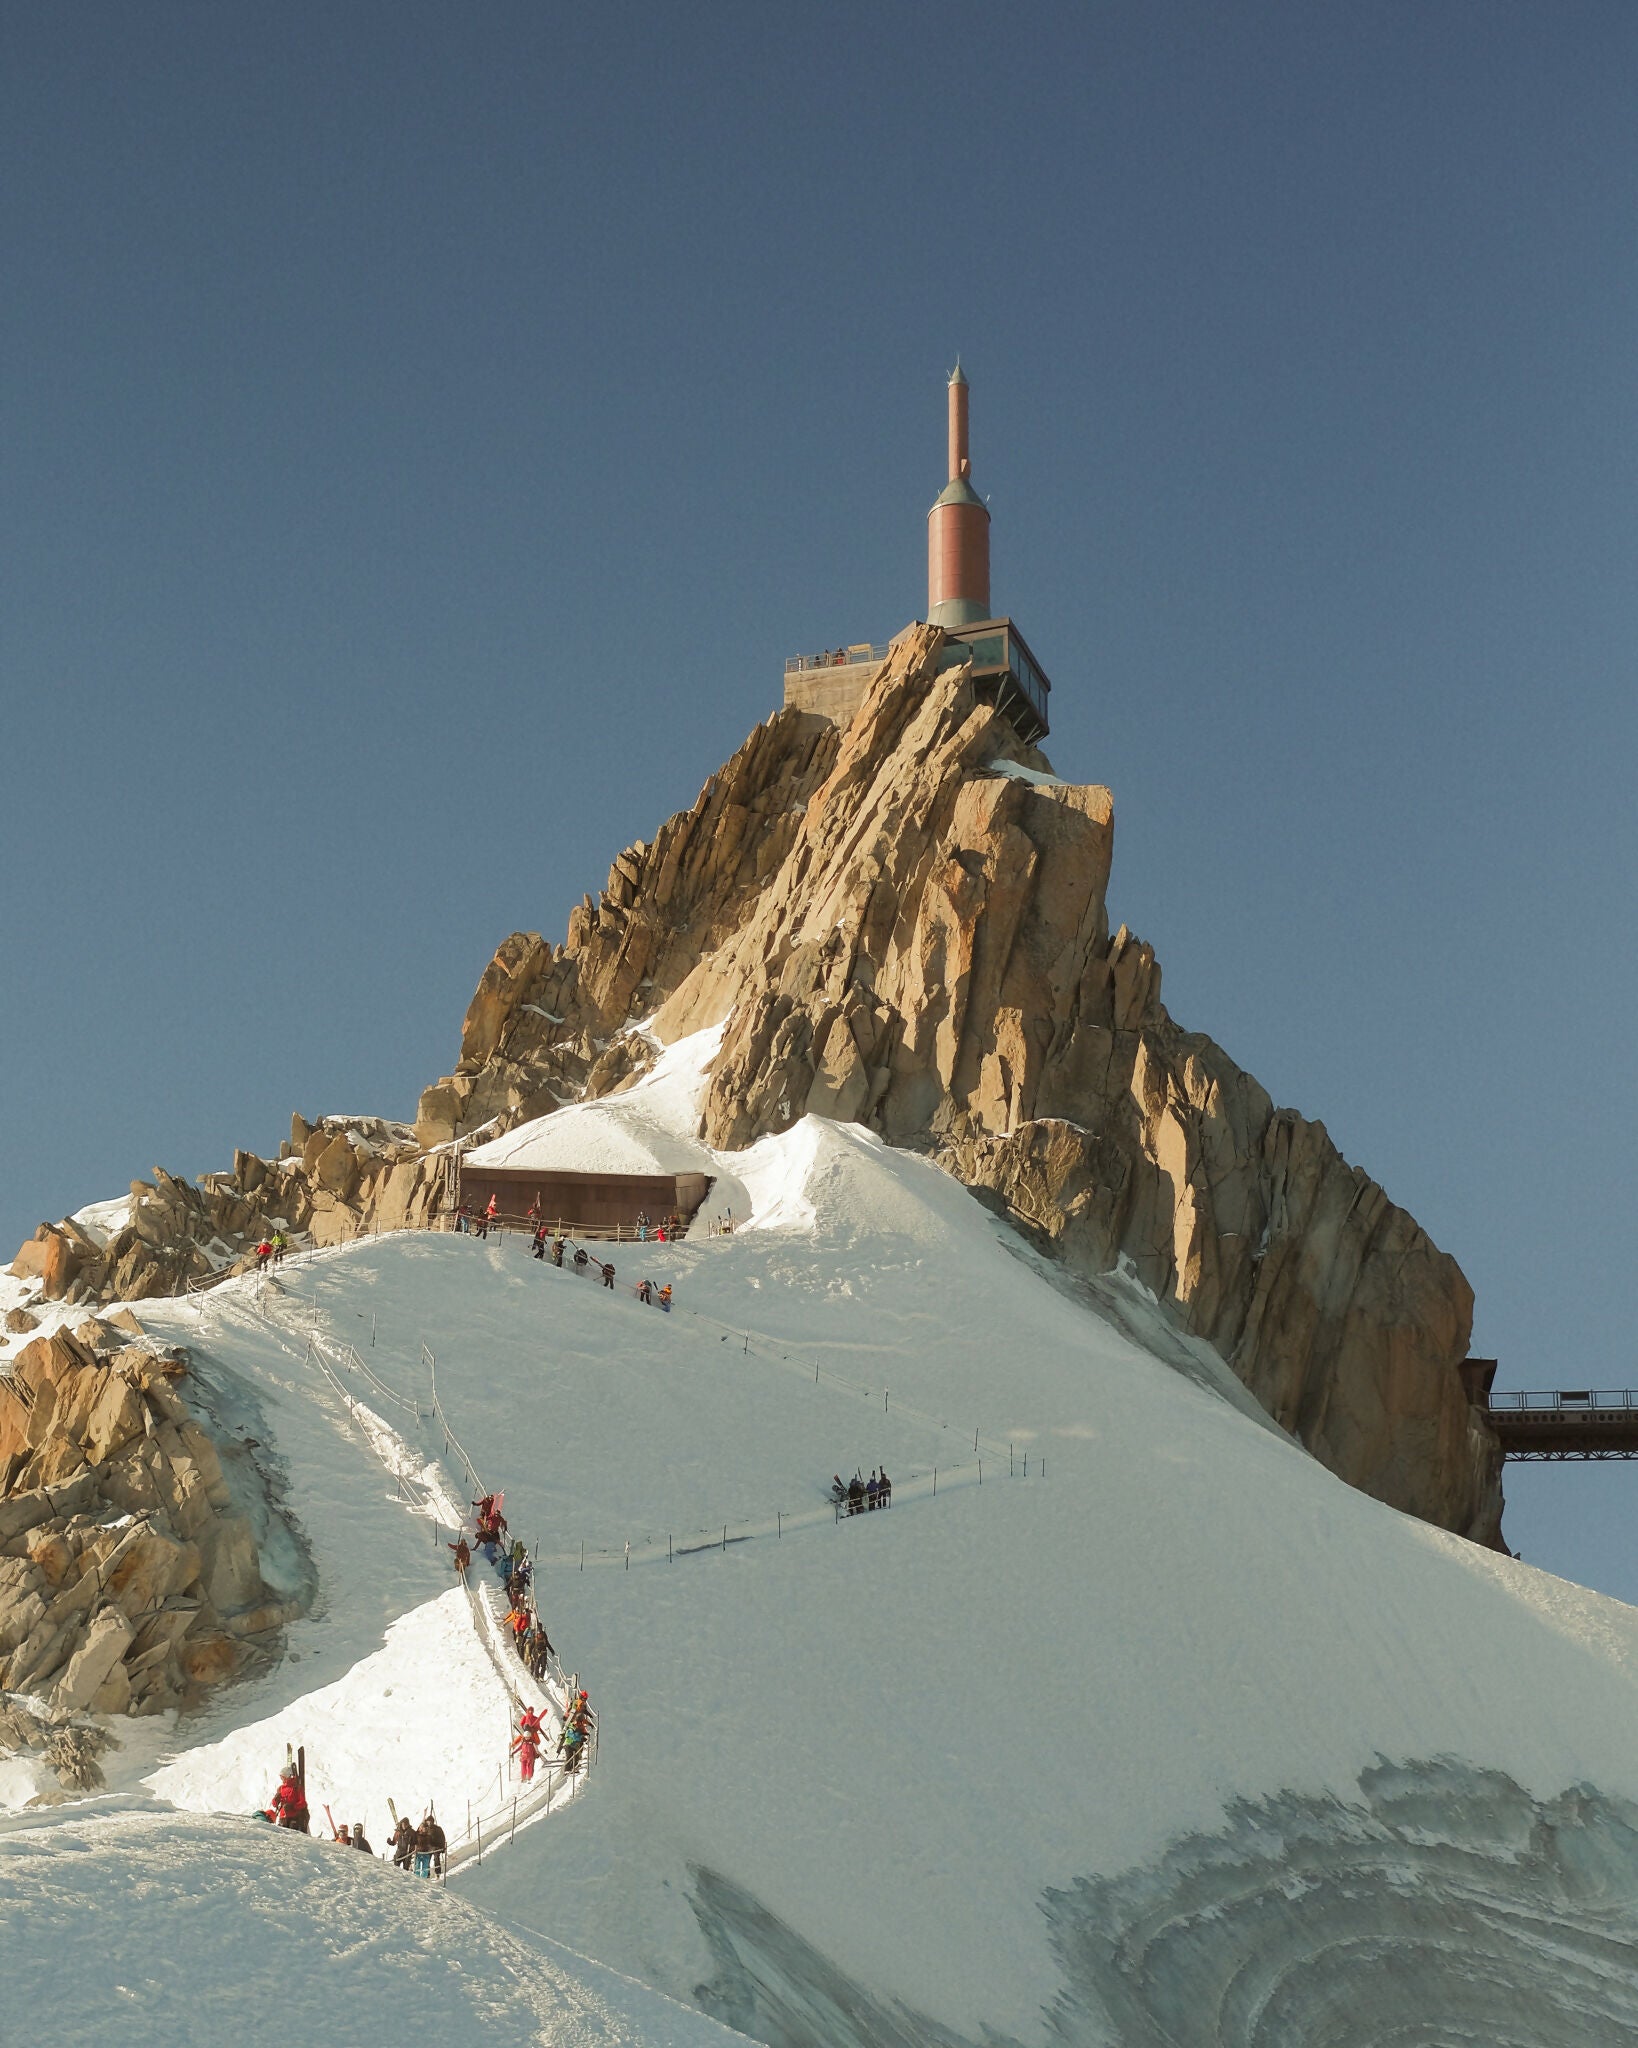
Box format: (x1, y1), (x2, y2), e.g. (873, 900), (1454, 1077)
(4, 4), (1636, 1593)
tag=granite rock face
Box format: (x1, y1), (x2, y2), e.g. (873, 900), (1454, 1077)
(636, 630), (1497, 1540)
(0, 1319), (304, 1724)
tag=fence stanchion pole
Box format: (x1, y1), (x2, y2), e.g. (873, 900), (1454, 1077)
(974, 1428), (979, 1453)
(580, 1541), (584, 1572)
(1010, 1443), (1015, 1478)
(668, 1533), (673, 1562)
(978, 1459), (982, 1485)
(777, 1511), (781, 1539)
(722, 1525), (727, 1553)
(933, 1467), (937, 1496)
(624, 1541), (629, 1571)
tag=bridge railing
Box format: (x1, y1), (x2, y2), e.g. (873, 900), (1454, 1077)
(1488, 1389), (1638, 1412)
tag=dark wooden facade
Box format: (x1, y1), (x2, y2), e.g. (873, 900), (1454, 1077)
(457, 1165), (713, 1234)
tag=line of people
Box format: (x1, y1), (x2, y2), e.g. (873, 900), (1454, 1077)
(464, 1494), (596, 1781)
(831, 1467), (892, 1514)
(262, 1758), (446, 1877)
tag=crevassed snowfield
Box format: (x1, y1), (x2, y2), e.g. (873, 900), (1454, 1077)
(7, 1031), (1638, 2044)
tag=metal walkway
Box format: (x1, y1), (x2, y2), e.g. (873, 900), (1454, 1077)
(1486, 1389), (1638, 1461)
(1463, 1359), (1638, 1461)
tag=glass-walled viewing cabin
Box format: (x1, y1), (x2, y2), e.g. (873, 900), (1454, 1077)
(936, 618), (1051, 744)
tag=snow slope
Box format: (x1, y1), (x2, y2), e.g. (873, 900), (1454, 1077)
(0, 1804), (747, 2047)
(11, 1032), (1638, 2043)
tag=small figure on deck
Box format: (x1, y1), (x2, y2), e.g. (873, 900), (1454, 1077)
(878, 1467), (892, 1507)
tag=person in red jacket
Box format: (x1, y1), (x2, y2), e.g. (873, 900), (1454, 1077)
(270, 1762), (309, 1833)
(512, 1707), (543, 1783)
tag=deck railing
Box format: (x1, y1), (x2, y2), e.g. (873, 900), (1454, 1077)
(784, 643), (890, 674)
(1487, 1389), (1638, 1412)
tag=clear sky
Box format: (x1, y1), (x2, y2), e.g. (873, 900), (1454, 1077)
(4, 4), (1636, 1596)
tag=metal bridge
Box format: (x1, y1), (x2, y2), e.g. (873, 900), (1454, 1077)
(1464, 1362), (1638, 1460)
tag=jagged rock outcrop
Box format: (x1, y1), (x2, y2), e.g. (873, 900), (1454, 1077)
(9, 1116), (446, 1309)
(413, 705), (843, 1145)
(0, 1319), (302, 1720)
(6, 624), (1501, 1543)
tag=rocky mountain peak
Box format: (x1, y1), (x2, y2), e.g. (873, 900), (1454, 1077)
(10, 625), (1501, 1547)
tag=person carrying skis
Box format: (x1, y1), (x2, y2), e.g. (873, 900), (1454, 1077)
(512, 1708), (543, 1783)
(532, 1224), (548, 1260)
(551, 1237), (564, 1267)
(390, 1814), (416, 1870)
(572, 1245), (589, 1272)
(270, 1762), (309, 1832)
(601, 1259), (615, 1289)
(413, 1812), (442, 1878)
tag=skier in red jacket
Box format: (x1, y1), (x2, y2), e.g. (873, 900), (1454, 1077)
(270, 1762), (310, 1833)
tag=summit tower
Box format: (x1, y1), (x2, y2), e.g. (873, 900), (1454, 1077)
(782, 364), (1051, 743)
(927, 360), (991, 629)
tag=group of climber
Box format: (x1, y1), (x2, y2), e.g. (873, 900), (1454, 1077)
(558, 1688), (593, 1773)
(473, 1491), (509, 1554)
(252, 1230), (290, 1272)
(832, 1468), (892, 1514)
(389, 1809), (447, 1877)
(455, 1194), (503, 1239)
(634, 1209), (683, 1242)
(264, 1758), (446, 1876)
